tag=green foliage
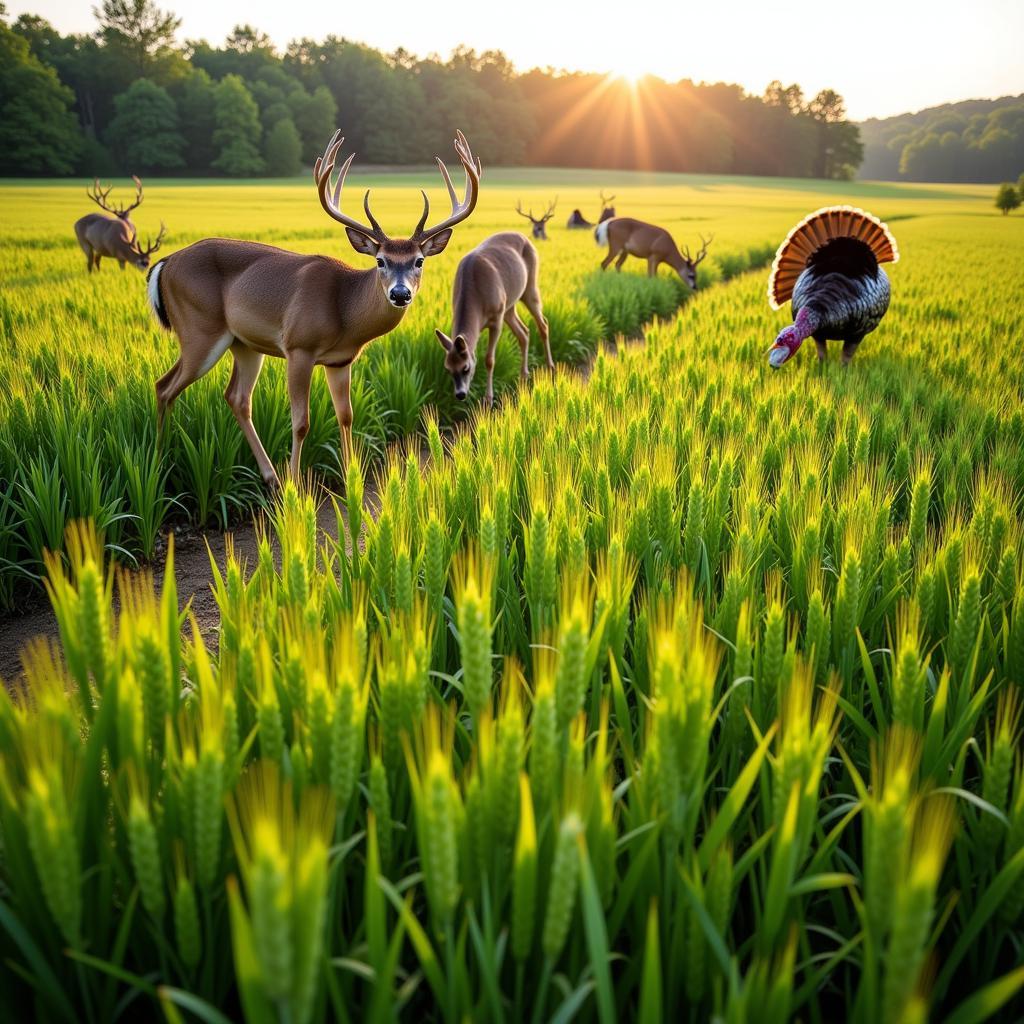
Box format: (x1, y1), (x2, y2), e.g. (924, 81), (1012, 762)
(174, 67), (217, 172)
(94, 0), (180, 75)
(212, 73), (264, 176)
(1, 6), (863, 179)
(996, 182), (1021, 215)
(106, 77), (184, 172)
(0, 18), (81, 174)
(863, 97), (1024, 182)
(262, 116), (301, 177)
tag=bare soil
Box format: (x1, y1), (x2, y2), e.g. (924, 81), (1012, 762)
(0, 498), (342, 685)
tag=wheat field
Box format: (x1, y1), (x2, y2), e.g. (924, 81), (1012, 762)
(2, 173), (1023, 1022)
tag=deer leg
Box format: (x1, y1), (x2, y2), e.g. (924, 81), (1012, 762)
(814, 336), (827, 363)
(505, 309), (531, 379)
(600, 248), (616, 271)
(647, 257), (658, 277)
(155, 331), (233, 433)
(224, 343), (278, 488)
(614, 250), (628, 272)
(324, 363), (353, 459)
(522, 289), (553, 369)
(94, 256), (101, 271)
(119, 260), (126, 271)
(483, 322), (501, 410)
(841, 336), (863, 367)
(286, 350), (315, 481)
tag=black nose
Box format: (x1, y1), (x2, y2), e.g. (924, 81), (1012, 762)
(390, 287), (411, 306)
(455, 389), (467, 401)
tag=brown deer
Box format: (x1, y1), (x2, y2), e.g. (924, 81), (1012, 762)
(567, 191), (616, 229)
(515, 198), (557, 240)
(75, 177), (165, 272)
(147, 129), (481, 488)
(435, 232), (552, 409)
(596, 218), (712, 289)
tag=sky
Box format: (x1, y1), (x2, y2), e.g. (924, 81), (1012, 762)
(10, 0), (1024, 121)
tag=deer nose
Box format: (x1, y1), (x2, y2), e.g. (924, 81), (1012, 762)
(454, 388), (468, 401)
(389, 286), (412, 306)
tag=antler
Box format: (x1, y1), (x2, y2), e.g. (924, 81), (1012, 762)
(540, 197), (558, 222)
(683, 233), (714, 266)
(136, 221), (166, 258)
(87, 176), (144, 218)
(412, 130), (482, 241)
(120, 175), (145, 216)
(599, 190), (616, 209)
(87, 178), (117, 215)
(314, 130), (385, 242)
(515, 199), (535, 222)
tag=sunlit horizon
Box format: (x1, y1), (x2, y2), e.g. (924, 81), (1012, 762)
(8, 0), (1024, 121)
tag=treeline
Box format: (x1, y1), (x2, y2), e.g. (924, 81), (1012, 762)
(860, 95), (1024, 182)
(0, 0), (861, 179)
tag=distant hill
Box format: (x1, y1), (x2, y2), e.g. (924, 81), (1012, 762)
(858, 95), (1024, 182)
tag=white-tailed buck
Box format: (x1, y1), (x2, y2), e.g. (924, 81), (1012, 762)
(148, 129), (481, 488)
(75, 176), (165, 272)
(596, 218), (712, 289)
(435, 232), (552, 408)
(515, 198), (557, 240)
(567, 191), (616, 229)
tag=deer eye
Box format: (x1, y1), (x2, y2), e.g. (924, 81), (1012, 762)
(376, 257), (386, 269)
(415, 257), (424, 269)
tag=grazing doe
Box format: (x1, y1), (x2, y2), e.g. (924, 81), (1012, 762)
(515, 198), (557, 240)
(435, 232), (552, 408)
(75, 176), (165, 272)
(147, 129), (481, 487)
(596, 218), (712, 288)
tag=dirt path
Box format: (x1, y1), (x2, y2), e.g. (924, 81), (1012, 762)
(0, 498), (342, 684)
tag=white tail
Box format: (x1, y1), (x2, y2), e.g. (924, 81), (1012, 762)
(594, 220), (611, 247)
(147, 261), (169, 330)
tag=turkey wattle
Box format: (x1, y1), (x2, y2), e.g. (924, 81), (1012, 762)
(766, 206), (899, 369)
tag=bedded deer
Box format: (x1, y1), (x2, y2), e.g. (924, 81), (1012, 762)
(435, 232), (552, 409)
(567, 190), (616, 229)
(595, 218), (712, 289)
(515, 198), (557, 240)
(148, 129), (481, 488)
(75, 176), (166, 272)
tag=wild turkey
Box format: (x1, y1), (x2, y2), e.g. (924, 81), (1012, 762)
(766, 206), (899, 368)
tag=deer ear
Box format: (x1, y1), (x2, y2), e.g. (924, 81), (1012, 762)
(454, 334), (468, 355)
(419, 228), (453, 257)
(435, 329), (453, 352)
(346, 228), (380, 257)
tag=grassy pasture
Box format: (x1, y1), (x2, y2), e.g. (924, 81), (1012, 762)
(2, 173), (1024, 1022)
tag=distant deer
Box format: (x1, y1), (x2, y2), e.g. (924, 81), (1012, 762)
(75, 177), (165, 272)
(435, 232), (552, 409)
(596, 218), (712, 289)
(147, 129), (481, 488)
(567, 191), (616, 229)
(515, 198), (557, 240)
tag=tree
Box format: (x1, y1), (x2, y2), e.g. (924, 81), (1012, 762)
(0, 18), (82, 174)
(1018, 171), (1024, 196)
(806, 89), (863, 179)
(292, 84), (336, 163)
(174, 67), (216, 172)
(212, 73), (263, 175)
(264, 116), (301, 175)
(995, 182), (1020, 215)
(106, 77), (183, 171)
(764, 80), (804, 116)
(93, 0), (180, 74)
